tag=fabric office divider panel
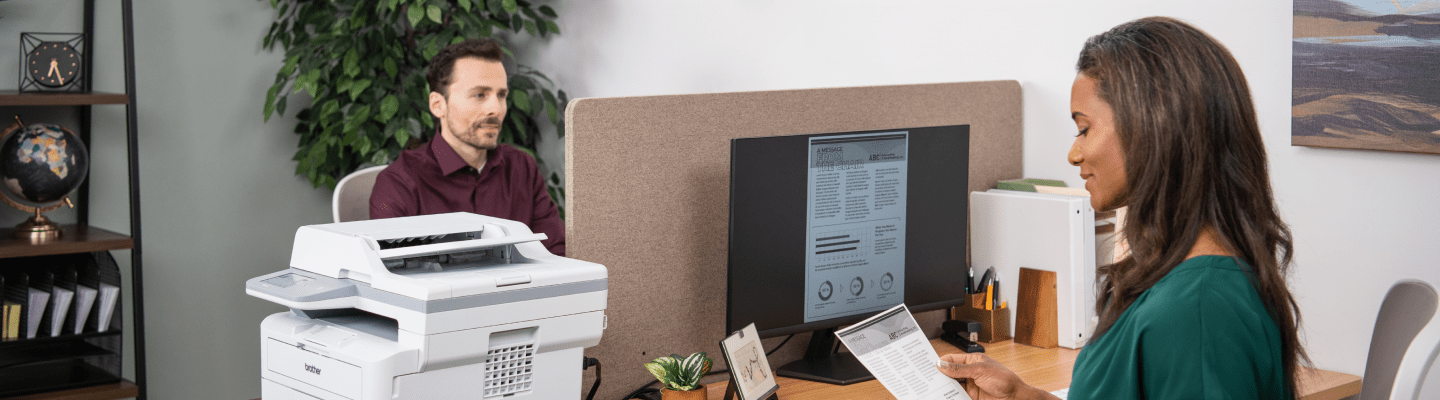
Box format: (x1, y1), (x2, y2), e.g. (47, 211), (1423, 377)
(565, 81), (1023, 400)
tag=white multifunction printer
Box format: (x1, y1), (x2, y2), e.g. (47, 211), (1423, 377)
(246, 212), (608, 399)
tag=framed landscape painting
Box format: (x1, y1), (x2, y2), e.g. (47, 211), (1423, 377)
(1293, 0), (1440, 154)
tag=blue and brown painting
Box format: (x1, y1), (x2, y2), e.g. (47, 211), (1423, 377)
(1294, 0), (1440, 154)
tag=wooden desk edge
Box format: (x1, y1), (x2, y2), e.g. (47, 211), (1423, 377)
(1297, 367), (1363, 400)
(697, 339), (1360, 400)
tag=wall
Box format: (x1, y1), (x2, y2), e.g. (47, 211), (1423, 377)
(1, 0), (1435, 398)
(2, 0), (323, 398)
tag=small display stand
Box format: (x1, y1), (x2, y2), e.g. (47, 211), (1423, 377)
(719, 323), (780, 400)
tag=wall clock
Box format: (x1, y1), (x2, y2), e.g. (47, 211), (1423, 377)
(19, 33), (86, 92)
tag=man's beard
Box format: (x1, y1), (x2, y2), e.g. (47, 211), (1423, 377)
(449, 116), (502, 151)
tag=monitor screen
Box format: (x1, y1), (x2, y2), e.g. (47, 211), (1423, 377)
(727, 125), (970, 340)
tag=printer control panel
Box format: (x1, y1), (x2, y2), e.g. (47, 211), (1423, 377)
(250, 269), (360, 304)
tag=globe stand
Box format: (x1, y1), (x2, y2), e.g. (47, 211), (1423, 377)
(0, 193), (71, 241)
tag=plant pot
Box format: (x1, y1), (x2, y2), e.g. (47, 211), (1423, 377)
(660, 385), (707, 400)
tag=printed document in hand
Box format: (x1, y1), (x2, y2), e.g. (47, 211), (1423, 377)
(834, 304), (971, 400)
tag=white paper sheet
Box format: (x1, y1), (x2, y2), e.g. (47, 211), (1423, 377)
(49, 287), (74, 337)
(834, 304), (971, 400)
(73, 285), (97, 334)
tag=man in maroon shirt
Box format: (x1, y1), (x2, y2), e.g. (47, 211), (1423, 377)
(369, 39), (565, 256)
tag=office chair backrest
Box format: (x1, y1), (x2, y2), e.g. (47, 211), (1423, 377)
(1359, 279), (1440, 400)
(332, 165), (388, 223)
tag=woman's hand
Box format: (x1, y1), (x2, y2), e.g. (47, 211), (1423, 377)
(936, 353), (1054, 400)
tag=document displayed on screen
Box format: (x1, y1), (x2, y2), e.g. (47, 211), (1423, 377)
(834, 304), (971, 400)
(804, 131), (908, 323)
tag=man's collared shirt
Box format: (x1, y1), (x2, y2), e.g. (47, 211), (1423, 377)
(370, 137), (565, 255)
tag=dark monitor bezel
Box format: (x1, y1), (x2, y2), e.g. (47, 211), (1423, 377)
(725, 125), (969, 339)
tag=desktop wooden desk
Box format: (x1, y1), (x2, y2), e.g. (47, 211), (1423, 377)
(699, 338), (1361, 400)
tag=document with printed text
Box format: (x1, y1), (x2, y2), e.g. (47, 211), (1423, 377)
(834, 304), (971, 400)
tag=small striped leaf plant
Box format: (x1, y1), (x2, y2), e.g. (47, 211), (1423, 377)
(644, 352), (713, 391)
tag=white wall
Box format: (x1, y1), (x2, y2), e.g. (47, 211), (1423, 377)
(2, 0), (1436, 398)
(521, 0), (1440, 396)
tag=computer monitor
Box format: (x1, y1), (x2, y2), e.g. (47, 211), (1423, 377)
(726, 125), (970, 385)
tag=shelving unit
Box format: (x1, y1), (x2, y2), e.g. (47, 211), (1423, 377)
(0, 0), (144, 399)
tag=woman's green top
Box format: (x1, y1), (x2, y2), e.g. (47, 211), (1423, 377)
(1068, 255), (1290, 399)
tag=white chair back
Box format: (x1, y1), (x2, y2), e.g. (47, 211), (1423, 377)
(332, 165), (388, 223)
(1359, 279), (1440, 400)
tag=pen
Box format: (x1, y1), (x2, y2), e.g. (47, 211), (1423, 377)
(985, 281), (994, 311)
(993, 274), (1000, 308)
(967, 266), (974, 295)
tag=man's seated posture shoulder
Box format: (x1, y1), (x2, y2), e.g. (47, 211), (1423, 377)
(370, 38), (565, 256)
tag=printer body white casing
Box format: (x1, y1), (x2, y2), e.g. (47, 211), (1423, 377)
(247, 213), (607, 399)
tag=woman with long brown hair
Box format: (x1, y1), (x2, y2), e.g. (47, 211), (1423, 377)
(938, 17), (1307, 399)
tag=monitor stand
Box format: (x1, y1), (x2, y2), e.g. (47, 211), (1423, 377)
(774, 327), (875, 385)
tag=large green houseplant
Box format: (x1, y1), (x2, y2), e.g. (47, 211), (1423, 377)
(260, 0), (569, 217)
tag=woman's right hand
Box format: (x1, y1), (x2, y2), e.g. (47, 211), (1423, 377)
(936, 353), (1052, 400)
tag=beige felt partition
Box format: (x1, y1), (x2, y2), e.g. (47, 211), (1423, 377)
(565, 81), (1022, 399)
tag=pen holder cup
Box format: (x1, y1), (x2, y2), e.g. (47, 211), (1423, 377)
(952, 293), (1011, 343)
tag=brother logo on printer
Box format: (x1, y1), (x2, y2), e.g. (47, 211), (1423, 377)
(304, 364), (321, 375)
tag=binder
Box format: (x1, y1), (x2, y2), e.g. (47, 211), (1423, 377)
(49, 259), (80, 337)
(78, 251), (123, 332)
(24, 267), (55, 339)
(2, 271), (33, 340)
(970, 189), (1096, 349)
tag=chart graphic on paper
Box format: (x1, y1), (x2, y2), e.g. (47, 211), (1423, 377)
(814, 228), (870, 261)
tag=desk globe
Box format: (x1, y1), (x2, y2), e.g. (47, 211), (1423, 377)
(1, 120), (89, 240)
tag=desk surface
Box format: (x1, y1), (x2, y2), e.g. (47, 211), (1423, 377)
(700, 339), (1361, 400)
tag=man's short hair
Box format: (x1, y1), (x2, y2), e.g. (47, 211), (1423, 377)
(426, 38), (505, 97)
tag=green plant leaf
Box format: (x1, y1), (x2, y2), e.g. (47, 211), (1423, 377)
(281, 55), (300, 77)
(346, 105), (373, 132)
(320, 99), (341, 120)
(510, 75), (534, 91)
(344, 49), (361, 78)
(501, 0), (518, 14)
(350, 79), (372, 101)
(276, 96), (289, 116)
(264, 84), (280, 121)
(427, 4), (442, 24)
(513, 143), (536, 158)
(544, 20), (559, 34)
(384, 57), (398, 78)
(407, 3), (424, 27)
(523, 20), (537, 36)
(538, 5), (556, 18)
(529, 91), (544, 117)
(395, 129), (411, 146)
(378, 95), (400, 123)
(644, 362), (668, 383)
(512, 90), (532, 113)
(487, 0), (505, 15)
(423, 36), (442, 61)
(458, 0), (472, 12)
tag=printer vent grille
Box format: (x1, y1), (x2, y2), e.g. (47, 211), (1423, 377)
(482, 343), (535, 398)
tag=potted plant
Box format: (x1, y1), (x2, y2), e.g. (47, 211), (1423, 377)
(644, 352), (713, 400)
